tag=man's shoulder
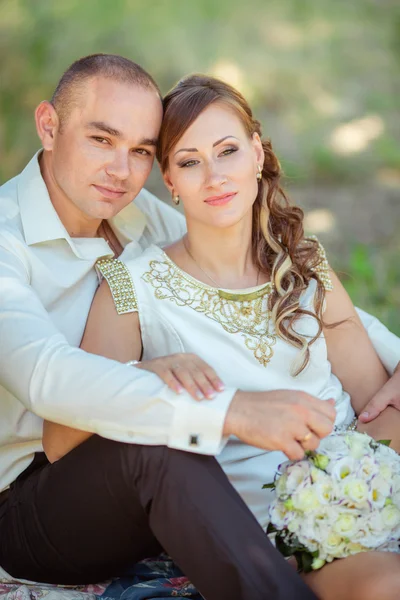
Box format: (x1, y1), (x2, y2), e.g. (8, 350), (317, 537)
(135, 188), (186, 243)
(0, 174), (20, 222)
(0, 173), (25, 246)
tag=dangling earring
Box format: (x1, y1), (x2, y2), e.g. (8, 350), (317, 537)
(257, 165), (262, 182)
(172, 193), (180, 206)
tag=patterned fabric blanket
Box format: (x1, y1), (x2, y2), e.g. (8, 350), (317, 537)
(0, 555), (202, 600)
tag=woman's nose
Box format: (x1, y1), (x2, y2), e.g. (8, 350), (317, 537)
(204, 162), (227, 188)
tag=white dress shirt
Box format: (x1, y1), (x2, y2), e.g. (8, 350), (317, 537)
(0, 153), (398, 499)
(0, 153), (235, 494)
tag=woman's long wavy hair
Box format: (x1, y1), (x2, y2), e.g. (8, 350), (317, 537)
(157, 74), (327, 375)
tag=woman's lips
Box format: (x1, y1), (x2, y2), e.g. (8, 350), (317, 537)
(204, 192), (237, 206)
(93, 184), (126, 199)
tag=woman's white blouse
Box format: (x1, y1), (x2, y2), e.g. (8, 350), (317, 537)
(99, 243), (356, 529)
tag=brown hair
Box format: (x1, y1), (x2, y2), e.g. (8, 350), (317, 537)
(51, 53), (161, 124)
(158, 74), (327, 375)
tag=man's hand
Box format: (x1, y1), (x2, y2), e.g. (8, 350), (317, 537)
(223, 390), (336, 460)
(358, 361), (400, 423)
(135, 353), (224, 400)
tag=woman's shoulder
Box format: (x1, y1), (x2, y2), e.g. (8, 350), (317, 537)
(96, 244), (165, 315)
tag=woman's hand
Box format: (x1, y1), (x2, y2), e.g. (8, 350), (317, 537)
(134, 353), (224, 400)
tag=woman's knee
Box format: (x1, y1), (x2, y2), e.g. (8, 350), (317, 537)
(355, 566), (400, 600)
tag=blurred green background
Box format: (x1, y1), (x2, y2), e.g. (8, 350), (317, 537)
(1, 0), (399, 332)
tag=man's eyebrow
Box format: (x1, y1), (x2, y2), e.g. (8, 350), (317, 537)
(86, 121), (122, 137)
(174, 135), (238, 156)
(138, 138), (158, 147)
(86, 124), (157, 147)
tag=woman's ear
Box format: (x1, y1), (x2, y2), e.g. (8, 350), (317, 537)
(252, 132), (264, 168)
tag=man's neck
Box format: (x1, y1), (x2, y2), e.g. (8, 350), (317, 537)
(39, 151), (101, 238)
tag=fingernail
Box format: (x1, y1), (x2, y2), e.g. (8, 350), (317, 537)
(206, 389), (216, 399)
(176, 385), (183, 394)
(196, 390), (204, 399)
(360, 411), (369, 419)
(217, 382), (225, 391)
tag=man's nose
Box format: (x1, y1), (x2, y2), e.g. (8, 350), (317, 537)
(106, 151), (130, 180)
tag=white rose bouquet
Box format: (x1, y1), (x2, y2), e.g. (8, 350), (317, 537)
(265, 432), (400, 572)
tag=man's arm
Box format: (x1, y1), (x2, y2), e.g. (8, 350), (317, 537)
(43, 277), (336, 462)
(355, 308), (400, 422)
(0, 243), (233, 455)
(323, 273), (389, 415)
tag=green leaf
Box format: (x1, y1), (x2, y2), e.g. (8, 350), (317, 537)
(295, 551), (314, 573)
(262, 482), (276, 489)
(275, 533), (296, 558)
(377, 439), (392, 447)
(266, 522), (278, 535)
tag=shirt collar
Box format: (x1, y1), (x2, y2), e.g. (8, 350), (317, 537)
(17, 152), (148, 259)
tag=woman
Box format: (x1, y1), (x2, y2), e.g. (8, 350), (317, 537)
(44, 74), (400, 599)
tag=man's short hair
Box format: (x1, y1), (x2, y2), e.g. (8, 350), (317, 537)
(51, 53), (161, 125)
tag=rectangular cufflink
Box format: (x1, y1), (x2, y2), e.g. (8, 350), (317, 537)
(189, 434), (199, 447)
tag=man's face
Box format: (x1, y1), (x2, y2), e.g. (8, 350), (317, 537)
(49, 77), (162, 221)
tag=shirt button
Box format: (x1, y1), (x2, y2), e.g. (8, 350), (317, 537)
(189, 434), (200, 447)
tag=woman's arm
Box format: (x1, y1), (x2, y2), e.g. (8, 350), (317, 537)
(323, 271), (389, 415)
(42, 281), (141, 462)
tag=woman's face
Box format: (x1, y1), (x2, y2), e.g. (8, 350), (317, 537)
(164, 102), (264, 229)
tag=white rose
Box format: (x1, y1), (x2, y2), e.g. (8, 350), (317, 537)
(357, 456), (379, 481)
(275, 473), (288, 498)
(319, 434), (349, 460)
(369, 476), (391, 508)
(331, 457), (357, 482)
(343, 542), (368, 556)
(381, 504), (400, 529)
(379, 462), (394, 483)
(284, 462), (311, 494)
(292, 487), (321, 512)
(269, 503), (289, 529)
(334, 513), (358, 538)
(324, 532), (346, 558)
(346, 432), (373, 460)
(342, 478), (369, 506)
(315, 480), (337, 505)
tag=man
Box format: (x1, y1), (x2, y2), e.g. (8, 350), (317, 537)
(0, 54), (398, 599)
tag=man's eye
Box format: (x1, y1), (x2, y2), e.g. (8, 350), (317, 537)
(92, 136), (109, 144)
(135, 148), (151, 156)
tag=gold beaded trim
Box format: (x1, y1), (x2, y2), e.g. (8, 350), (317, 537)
(96, 258), (138, 314)
(307, 235), (333, 291)
(142, 256), (276, 367)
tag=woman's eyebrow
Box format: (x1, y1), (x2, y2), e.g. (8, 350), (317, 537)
(174, 135), (239, 156)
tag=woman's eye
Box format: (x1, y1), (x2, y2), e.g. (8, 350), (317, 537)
(179, 160), (198, 168)
(220, 147), (238, 157)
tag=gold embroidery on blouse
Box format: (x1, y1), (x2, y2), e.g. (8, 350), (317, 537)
(97, 258), (138, 314)
(308, 235), (333, 291)
(142, 256), (276, 367)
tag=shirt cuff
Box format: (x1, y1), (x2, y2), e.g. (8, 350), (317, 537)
(168, 388), (236, 455)
(356, 307), (400, 375)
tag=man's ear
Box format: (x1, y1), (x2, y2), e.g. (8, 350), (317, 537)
(162, 169), (175, 195)
(252, 132), (264, 168)
(35, 101), (60, 151)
